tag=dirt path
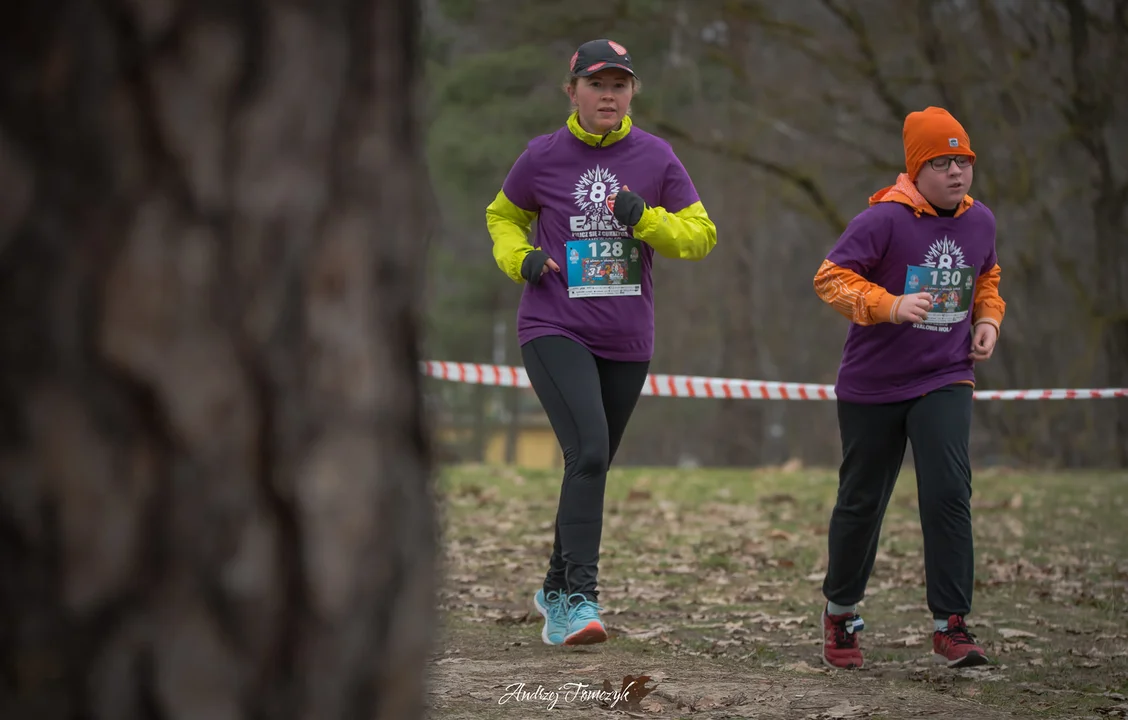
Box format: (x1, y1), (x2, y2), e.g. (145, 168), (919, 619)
(426, 624), (1025, 719)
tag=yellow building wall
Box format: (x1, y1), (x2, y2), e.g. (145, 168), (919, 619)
(484, 427), (562, 468)
(435, 425), (562, 469)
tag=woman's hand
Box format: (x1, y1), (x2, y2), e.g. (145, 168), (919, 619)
(520, 249), (560, 285)
(607, 185), (647, 227)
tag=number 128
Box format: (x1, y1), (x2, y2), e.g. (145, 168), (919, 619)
(589, 241), (624, 258)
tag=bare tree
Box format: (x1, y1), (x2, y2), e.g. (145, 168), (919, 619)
(1059, 0), (1128, 465)
(0, 2), (435, 719)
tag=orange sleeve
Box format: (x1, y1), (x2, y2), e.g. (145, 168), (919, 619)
(813, 259), (900, 326)
(972, 263), (1006, 333)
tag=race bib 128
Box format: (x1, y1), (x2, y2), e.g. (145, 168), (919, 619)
(565, 238), (642, 298)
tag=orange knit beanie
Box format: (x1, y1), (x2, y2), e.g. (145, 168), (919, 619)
(903, 107), (975, 181)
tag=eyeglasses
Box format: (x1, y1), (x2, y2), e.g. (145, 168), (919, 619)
(928, 155), (975, 171)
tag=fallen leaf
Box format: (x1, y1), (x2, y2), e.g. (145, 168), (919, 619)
(600, 674), (658, 711)
(958, 668), (1005, 681)
(782, 661), (826, 674)
(639, 696), (664, 713)
(624, 626), (674, 640)
(495, 610), (538, 625)
(758, 614), (809, 629)
(620, 674), (656, 710)
(890, 634), (924, 647)
(825, 700), (866, 718)
(694, 696), (723, 709)
(998, 628), (1039, 639)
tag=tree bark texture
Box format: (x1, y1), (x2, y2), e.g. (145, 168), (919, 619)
(1063, 0), (1128, 466)
(0, 1), (435, 719)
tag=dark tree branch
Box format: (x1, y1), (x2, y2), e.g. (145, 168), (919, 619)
(651, 119), (847, 234)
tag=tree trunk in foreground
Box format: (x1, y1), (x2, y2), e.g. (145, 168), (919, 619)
(0, 1), (435, 718)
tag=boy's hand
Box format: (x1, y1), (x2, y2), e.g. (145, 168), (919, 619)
(969, 322), (998, 361)
(894, 292), (933, 324)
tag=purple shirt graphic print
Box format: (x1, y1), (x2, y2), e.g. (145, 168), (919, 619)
(501, 125), (701, 362)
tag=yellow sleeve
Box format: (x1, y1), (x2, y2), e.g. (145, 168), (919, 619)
(485, 189), (539, 283)
(631, 201), (717, 260)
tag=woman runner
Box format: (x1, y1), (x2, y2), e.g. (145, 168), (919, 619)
(486, 38), (718, 646)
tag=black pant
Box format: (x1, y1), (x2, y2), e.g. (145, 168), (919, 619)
(823, 383), (975, 619)
(521, 335), (650, 601)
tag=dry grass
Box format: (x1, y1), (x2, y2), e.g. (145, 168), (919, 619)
(427, 464), (1128, 719)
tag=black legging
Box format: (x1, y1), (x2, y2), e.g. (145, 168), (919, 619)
(521, 335), (650, 602)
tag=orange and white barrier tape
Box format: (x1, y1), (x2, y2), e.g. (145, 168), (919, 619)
(421, 361), (1128, 401)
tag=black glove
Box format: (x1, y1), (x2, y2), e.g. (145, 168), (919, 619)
(611, 190), (647, 228)
(521, 249), (551, 285)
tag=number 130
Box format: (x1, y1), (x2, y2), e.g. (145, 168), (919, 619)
(930, 269), (962, 286)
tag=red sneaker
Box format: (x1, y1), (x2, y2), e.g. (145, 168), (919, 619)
(933, 615), (989, 668)
(821, 608), (865, 669)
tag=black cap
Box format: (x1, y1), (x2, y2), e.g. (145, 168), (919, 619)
(569, 39), (637, 78)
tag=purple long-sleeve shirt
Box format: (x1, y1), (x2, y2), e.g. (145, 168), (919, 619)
(824, 199), (999, 404)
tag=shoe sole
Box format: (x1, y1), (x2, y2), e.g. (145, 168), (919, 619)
(936, 650), (990, 668)
(564, 622), (608, 646)
(533, 595), (563, 646)
(821, 654), (863, 670)
(819, 611), (863, 670)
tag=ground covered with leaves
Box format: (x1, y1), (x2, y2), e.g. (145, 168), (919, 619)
(426, 464), (1128, 719)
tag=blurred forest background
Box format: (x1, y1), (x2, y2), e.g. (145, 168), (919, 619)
(418, 0), (1128, 470)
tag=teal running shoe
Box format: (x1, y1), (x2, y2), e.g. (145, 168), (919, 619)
(564, 593), (608, 646)
(533, 589), (568, 645)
